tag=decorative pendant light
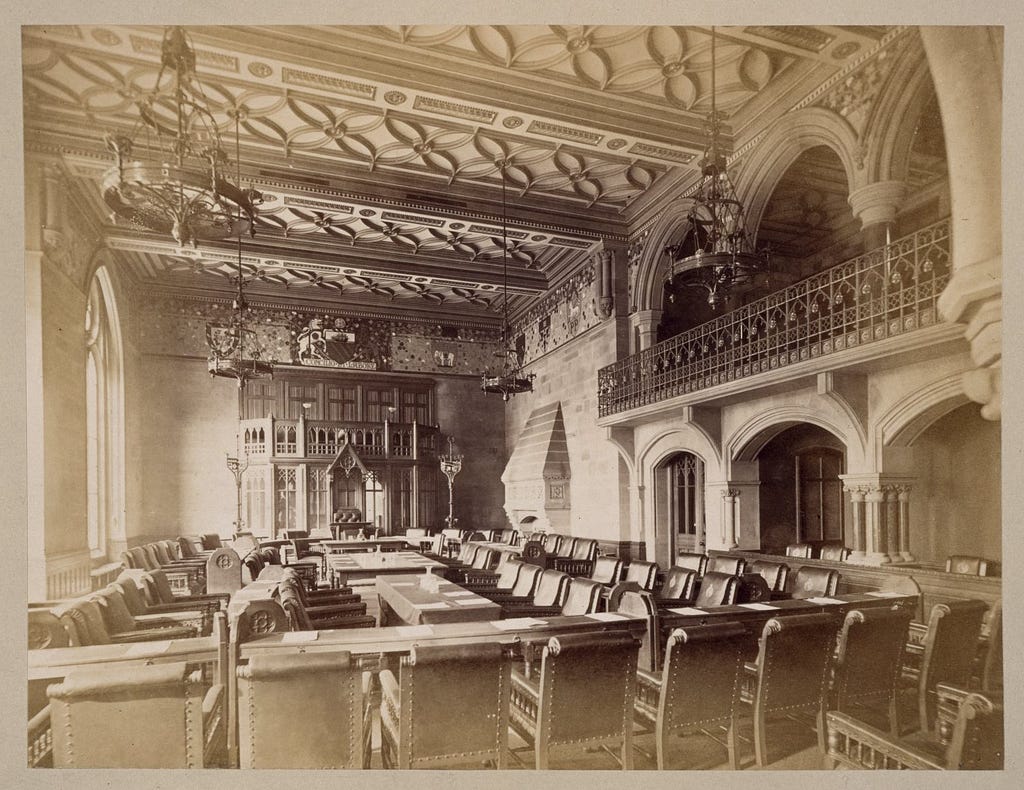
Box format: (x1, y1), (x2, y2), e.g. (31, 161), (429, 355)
(481, 162), (536, 401)
(102, 26), (260, 248)
(663, 26), (769, 309)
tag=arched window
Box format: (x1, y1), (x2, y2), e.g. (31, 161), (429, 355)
(654, 451), (706, 562)
(84, 268), (125, 560)
(364, 471), (385, 529)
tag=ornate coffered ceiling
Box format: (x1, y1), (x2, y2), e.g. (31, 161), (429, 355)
(22, 23), (893, 323)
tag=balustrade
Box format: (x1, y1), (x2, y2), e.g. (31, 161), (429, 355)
(237, 418), (437, 460)
(598, 219), (951, 417)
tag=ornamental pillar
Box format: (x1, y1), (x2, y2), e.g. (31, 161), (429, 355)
(721, 489), (739, 550)
(630, 309), (662, 352)
(847, 180), (907, 250)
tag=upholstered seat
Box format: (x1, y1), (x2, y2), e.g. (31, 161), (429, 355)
(750, 560), (790, 593)
(481, 562), (542, 603)
(692, 571), (740, 607)
(91, 586), (199, 642)
(552, 538), (599, 576)
(826, 688), (1002, 769)
(541, 533), (564, 555)
(604, 560), (659, 610)
(47, 662), (225, 767)
(901, 599), (988, 732)
(786, 543), (814, 558)
(706, 555), (746, 576)
(675, 551), (708, 577)
(463, 558), (524, 594)
(654, 567), (699, 606)
(789, 567), (840, 599)
(589, 555), (623, 585)
(510, 631), (641, 769)
(114, 573), (214, 635)
(831, 607), (914, 734)
(237, 651), (370, 768)
(741, 612), (841, 767)
(380, 642), (512, 768)
(633, 622), (748, 768)
(279, 580), (373, 631)
(819, 543), (851, 562)
(139, 568), (230, 610)
(945, 555), (998, 577)
(499, 569), (571, 617)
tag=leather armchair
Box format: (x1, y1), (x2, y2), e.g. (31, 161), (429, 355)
(633, 622), (748, 769)
(945, 555), (999, 577)
(114, 574), (214, 636)
(692, 571), (740, 607)
(589, 555), (623, 585)
(509, 631), (641, 769)
(750, 560), (790, 593)
(480, 562), (542, 603)
(140, 568), (230, 610)
(675, 551), (708, 577)
(90, 586), (198, 642)
(786, 542), (814, 558)
(379, 642), (512, 768)
(462, 557), (523, 594)
(706, 555), (746, 576)
(279, 585), (375, 631)
(552, 538), (599, 577)
(785, 567), (840, 599)
(47, 662), (225, 767)
(237, 651), (370, 768)
(498, 569), (572, 618)
(819, 543), (851, 562)
(653, 567), (699, 607)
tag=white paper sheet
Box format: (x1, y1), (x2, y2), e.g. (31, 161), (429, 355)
(489, 618), (548, 630)
(804, 596), (844, 605)
(413, 602), (449, 609)
(453, 598), (489, 606)
(124, 640), (172, 656)
(667, 607), (707, 615)
(865, 591), (905, 598)
(738, 603), (779, 610)
(443, 590), (477, 597)
(281, 631), (318, 643)
(584, 612), (627, 621)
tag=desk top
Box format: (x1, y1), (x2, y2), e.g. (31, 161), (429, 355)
(467, 541), (523, 555)
(377, 574), (501, 625)
(240, 611), (647, 657)
(327, 550), (446, 574)
(29, 636), (221, 680)
(320, 537), (411, 552)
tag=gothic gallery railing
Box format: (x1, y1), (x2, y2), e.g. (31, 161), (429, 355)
(598, 219), (951, 418)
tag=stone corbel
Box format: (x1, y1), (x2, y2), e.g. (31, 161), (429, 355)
(593, 249), (614, 320)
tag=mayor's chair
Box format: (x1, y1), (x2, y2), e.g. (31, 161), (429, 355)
(237, 651), (370, 768)
(510, 630), (642, 770)
(46, 662), (225, 767)
(380, 642), (513, 769)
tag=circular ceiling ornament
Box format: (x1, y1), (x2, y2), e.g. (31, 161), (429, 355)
(503, 116), (524, 129)
(384, 91), (408, 105)
(450, 222), (465, 230)
(248, 61), (273, 78)
(607, 138), (627, 150)
(359, 209), (377, 217)
(91, 28), (121, 46)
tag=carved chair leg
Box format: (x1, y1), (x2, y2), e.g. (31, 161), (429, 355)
(754, 706), (768, 768)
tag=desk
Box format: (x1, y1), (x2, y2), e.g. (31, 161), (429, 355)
(376, 574), (501, 626)
(320, 537), (411, 554)
(467, 540), (523, 556)
(327, 551), (446, 588)
(28, 636), (222, 681)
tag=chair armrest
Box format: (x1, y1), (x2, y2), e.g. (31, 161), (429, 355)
(551, 558), (594, 577)
(308, 613), (376, 630)
(826, 711), (944, 769)
(110, 624), (196, 642)
(459, 569), (500, 586)
(306, 601), (367, 618)
(500, 604), (563, 619)
(202, 684), (224, 719)
(134, 611), (211, 635)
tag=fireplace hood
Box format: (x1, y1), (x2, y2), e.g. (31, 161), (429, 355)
(501, 401), (571, 533)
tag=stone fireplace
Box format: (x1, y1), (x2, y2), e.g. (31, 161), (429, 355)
(502, 402), (571, 532)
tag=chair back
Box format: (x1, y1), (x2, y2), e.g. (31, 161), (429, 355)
(615, 590), (660, 674)
(242, 552), (263, 584)
(500, 529), (519, 545)
(541, 533), (563, 554)
(833, 607), (912, 717)
(819, 543), (850, 562)
(533, 569), (571, 607)
(492, 559), (524, 591)
(28, 609), (69, 649)
(590, 556), (622, 585)
(201, 533), (223, 550)
(152, 542), (174, 565)
(706, 555), (746, 576)
(258, 546), (281, 565)
(981, 603), (1002, 692)
(675, 552), (708, 576)
(791, 567), (840, 598)
(383, 642), (511, 768)
(659, 567), (698, 600)
(917, 600), (989, 727)
(753, 613), (840, 717)
(571, 538), (598, 561)
(237, 651), (365, 768)
(785, 542), (814, 558)
(457, 542), (478, 564)
(945, 691), (1003, 769)
(113, 575), (149, 616)
(472, 548), (497, 571)
(206, 548), (243, 594)
(48, 662), (216, 767)
(623, 560), (658, 591)
(92, 586), (140, 635)
(120, 550), (136, 569)
(510, 562), (543, 597)
(750, 560), (789, 593)
(652, 623), (748, 745)
(161, 539), (182, 559)
(560, 578), (603, 615)
(178, 536), (198, 558)
(693, 572), (739, 607)
(526, 631), (640, 752)
(128, 546), (153, 570)
(945, 555), (996, 576)
(145, 569), (177, 604)
(279, 588), (313, 631)
(232, 532), (258, 556)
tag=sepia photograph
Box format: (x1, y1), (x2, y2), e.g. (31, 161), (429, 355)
(9, 1), (1019, 784)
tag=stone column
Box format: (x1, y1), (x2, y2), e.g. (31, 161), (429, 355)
(721, 489), (739, 550)
(863, 486), (890, 565)
(847, 180), (906, 251)
(630, 309), (662, 352)
(843, 483), (867, 559)
(897, 484), (915, 562)
(884, 486), (901, 563)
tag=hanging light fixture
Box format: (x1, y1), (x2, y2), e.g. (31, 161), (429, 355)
(663, 26), (769, 309)
(481, 162), (536, 401)
(205, 90), (273, 387)
(102, 26), (260, 248)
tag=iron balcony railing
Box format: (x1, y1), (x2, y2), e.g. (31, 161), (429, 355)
(598, 218), (951, 418)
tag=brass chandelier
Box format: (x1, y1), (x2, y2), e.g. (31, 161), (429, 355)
(102, 26), (260, 248)
(663, 27), (768, 309)
(481, 162), (536, 401)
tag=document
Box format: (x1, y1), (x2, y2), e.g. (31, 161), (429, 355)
(667, 607), (707, 615)
(804, 596), (844, 605)
(413, 602), (449, 609)
(584, 612), (628, 621)
(865, 591), (905, 597)
(490, 617), (548, 630)
(738, 603), (779, 610)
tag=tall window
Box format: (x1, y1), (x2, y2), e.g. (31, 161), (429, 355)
(84, 268), (124, 560)
(244, 471), (267, 535)
(307, 466), (330, 532)
(364, 472), (385, 529)
(670, 453), (705, 549)
(275, 467), (298, 535)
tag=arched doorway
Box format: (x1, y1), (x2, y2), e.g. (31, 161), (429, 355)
(756, 424), (846, 554)
(653, 452), (706, 562)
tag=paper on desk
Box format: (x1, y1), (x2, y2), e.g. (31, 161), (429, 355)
(865, 591), (905, 597)
(490, 617), (548, 630)
(413, 602), (449, 609)
(387, 582), (417, 588)
(443, 590), (477, 597)
(396, 625), (434, 637)
(804, 596), (844, 605)
(125, 640), (172, 656)
(453, 598), (489, 606)
(738, 603), (779, 610)
(584, 612), (628, 621)
(281, 631), (319, 643)
(667, 607), (707, 615)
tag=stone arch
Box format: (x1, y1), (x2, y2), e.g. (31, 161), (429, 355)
(637, 427), (723, 488)
(631, 200), (692, 314)
(874, 372), (968, 458)
(733, 106), (863, 246)
(727, 404), (866, 472)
